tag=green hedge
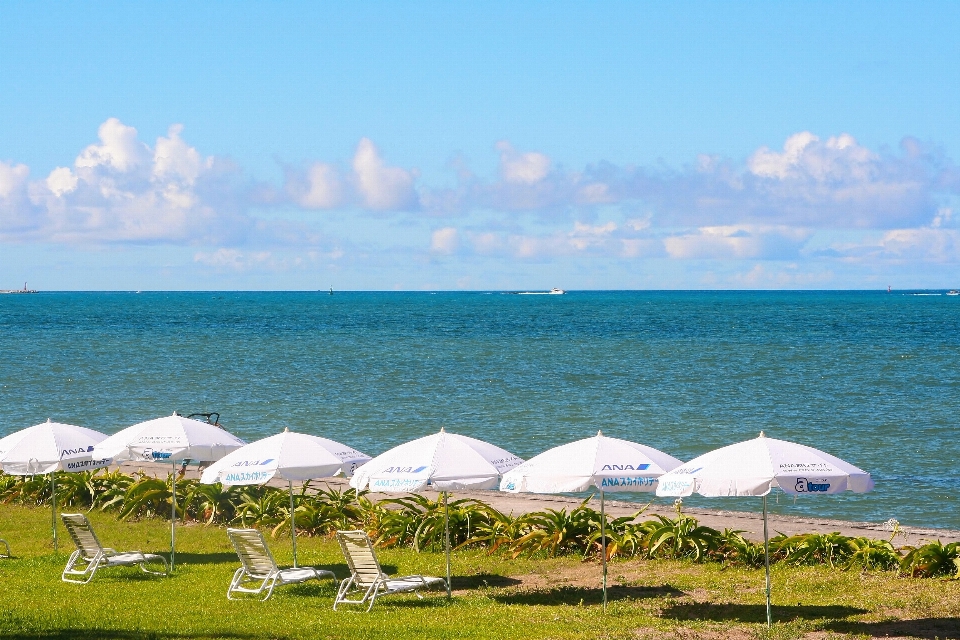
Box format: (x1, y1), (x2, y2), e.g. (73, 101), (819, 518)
(1, 469), (956, 578)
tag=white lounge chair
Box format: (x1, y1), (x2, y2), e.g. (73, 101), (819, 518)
(0, 538), (10, 558)
(61, 513), (168, 583)
(334, 530), (447, 611)
(226, 528), (336, 601)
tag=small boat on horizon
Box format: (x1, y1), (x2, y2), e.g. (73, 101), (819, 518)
(516, 288), (565, 295)
(947, 290), (959, 296)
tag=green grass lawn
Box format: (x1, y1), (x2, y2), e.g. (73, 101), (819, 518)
(1, 504), (958, 639)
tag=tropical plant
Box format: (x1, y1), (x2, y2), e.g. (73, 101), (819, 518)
(89, 468), (136, 511)
(586, 510), (651, 560)
(181, 481), (241, 525)
(900, 541), (960, 578)
(234, 486), (287, 528)
(644, 513), (720, 561)
(775, 532), (853, 568)
(307, 484), (367, 531)
(846, 536), (901, 571)
(374, 494), (491, 551)
(118, 474), (174, 520)
(712, 528), (767, 567)
(510, 499), (597, 558)
(458, 507), (528, 554)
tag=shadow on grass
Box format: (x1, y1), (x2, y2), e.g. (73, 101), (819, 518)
(0, 631), (271, 640)
(825, 617), (960, 639)
(493, 584), (683, 606)
(170, 552), (241, 565)
(661, 602), (868, 624)
(451, 573), (522, 589)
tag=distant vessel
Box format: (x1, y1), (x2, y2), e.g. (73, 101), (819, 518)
(0, 282), (37, 294)
(517, 288), (565, 295)
(330, 286), (333, 296)
(948, 290), (959, 296)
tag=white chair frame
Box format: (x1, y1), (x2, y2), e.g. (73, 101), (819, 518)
(226, 528), (335, 601)
(61, 513), (168, 584)
(334, 530), (447, 611)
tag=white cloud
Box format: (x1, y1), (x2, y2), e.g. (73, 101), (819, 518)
(664, 225), (811, 260)
(568, 221), (616, 250)
(748, 132), (821, 179)
(878, 227), (960, 262)
(496, 141), (551, 185)
(294, 162), (343, 209)
(352, 138), (418, 210)
(0, 162), (29, 199)
(0, 118), (260, 245)
(430, 227), (459, 254)
(194, 248), (285, 271)
(153, 124), (206, 185)
(45, 167), (78, 197)
(75, 118), (147, 172)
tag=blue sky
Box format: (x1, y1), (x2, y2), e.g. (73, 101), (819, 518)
(1, 1), (959, 290)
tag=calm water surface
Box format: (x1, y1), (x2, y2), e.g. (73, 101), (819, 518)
(1, 291), (957, 529)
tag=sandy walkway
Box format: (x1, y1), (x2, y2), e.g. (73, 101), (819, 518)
(132, 460), (960, 547)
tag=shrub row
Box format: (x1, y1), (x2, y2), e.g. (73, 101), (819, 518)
(1, 469), (957, 579)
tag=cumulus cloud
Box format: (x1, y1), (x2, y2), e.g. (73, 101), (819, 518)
(0, 118), (260, 245)
(430, 227), (459, 254)
(4, 122), (960, 282)
(75, 118), (147, 172)
(290, 162), (344, 209)
(663, 225), (812, 260)
(419, 133), (958, 236)
(284, 138), (418, 211)
(0, 162), (29, 198)
(352, 138), (418, 210)
(496, 141), (550, 184)
(45, 167), (78, 197)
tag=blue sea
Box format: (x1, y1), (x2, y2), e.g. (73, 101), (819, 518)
(1, 291), (957, 530)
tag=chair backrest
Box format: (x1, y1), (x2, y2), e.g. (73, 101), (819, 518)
(226, 528), (279, 577)
(61, 513), (105, 559)
(336, 530), (387, 586)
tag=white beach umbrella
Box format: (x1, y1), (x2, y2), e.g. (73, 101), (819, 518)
(350, 428), (523, 596)
(94, 412), (246, 570)
(200, 428), (370, 566)
(0, 419), (110, 550)
(500, 431), (683, 610)
(656, 431), (874, 626)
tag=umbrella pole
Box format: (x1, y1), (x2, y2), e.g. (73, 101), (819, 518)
(444, 491), (451, 599)
(170, 461), (176, 572)
(763, 495), (771, 627)
(289, 480), (298, 568)
(601, 488), (607, 612)
(51, 472), (58, 552)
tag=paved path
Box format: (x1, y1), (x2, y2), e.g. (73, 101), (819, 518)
(135, 461), (959, 547)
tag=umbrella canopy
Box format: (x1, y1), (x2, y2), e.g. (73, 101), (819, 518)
(93, 413), (246, 571)
(200, 428), (370, 567)
(0, 419), (109, 475)
(200, 429), (370, 486)
(0, 419), (109, 550)
(500, 431), (682, 494)
(655, 432), (874, 498)
(350, 428), (523, 597)
(500, 431), (682, 610)
(93, 413), (246, 463)
(350, 428), (523, 493)
(656, 431), (874, 627)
